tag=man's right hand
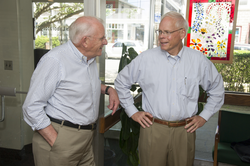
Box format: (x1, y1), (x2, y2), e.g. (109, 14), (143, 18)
(131, 112), (153, 128)
(38, 124), (58, 147)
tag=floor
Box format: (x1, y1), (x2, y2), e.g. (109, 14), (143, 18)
(105, 104), (250, 166)
(0, 144), (35, 166)
(0, 104), (249, 166)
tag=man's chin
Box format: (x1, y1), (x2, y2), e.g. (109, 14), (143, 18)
(160, 46), (168, 51)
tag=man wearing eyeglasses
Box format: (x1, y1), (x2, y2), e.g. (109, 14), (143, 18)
(115, 11), (224, 166)
(23, 16), (120, 166)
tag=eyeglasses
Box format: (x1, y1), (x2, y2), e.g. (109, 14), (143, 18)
(155, 28), (183, 36)
(87, 36), (107, 42)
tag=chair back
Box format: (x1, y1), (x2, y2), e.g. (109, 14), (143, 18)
(219, 110), (250, 143)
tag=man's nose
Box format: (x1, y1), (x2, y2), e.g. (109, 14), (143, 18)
(103, 39), (108, 45)
(159, 34), (165, 39)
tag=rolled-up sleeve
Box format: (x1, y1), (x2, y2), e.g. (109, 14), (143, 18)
(22, 56), (62, 131)
(199, 57), (225, 121)
(114, 55), (142, 117)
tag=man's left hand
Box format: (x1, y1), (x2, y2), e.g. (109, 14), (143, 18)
(184, 115), (206, 133)
(107, 87), (120, 115)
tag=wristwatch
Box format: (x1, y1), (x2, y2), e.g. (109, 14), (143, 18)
(105, 86), (111, 95)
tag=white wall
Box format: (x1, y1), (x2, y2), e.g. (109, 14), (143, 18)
(0, 0), (34, 150)
(236, 2), (250, 44)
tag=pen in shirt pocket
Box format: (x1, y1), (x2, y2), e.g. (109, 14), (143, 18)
(184, 77), (187, 85)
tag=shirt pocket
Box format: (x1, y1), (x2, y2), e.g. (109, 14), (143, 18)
(177, 77), (199, 100)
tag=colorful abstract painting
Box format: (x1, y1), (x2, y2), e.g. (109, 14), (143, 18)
(186, 0), (238, 63)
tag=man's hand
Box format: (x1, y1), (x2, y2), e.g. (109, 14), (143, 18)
(131, 112), (153, 128)
(184, 115), (206, 133)
(38, 124), (58, 147)
(107, 87), (120, 115)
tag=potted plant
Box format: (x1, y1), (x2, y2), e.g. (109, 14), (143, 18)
(118, 44), (141, 166)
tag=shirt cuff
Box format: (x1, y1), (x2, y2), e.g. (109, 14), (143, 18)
(31, 117), (51, 131)
(124, 104), (139, 118)
(199, 109), (214, 122)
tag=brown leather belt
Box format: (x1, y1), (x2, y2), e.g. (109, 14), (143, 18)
(148, 116), (189, 127)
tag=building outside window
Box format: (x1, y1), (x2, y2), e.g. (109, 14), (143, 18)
(235, 27), (241, 43)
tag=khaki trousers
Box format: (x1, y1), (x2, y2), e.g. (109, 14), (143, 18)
(138, 122), (196, 166)
(32, 122), (95, 166)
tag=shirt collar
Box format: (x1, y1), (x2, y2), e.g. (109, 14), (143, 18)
(68, 40), (95, 64)
(165, 46), (184, 59)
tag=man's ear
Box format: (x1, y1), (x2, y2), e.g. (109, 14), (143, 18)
(180, 29), (187, 40)
(81, 36), (88, 48)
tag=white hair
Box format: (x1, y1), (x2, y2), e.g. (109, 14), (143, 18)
(161, 11), (189, 35)
(69, 16), (104, 44)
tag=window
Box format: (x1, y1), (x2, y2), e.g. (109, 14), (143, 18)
(105, 0), (150, 85)
(33, 2), (83, 49)
(106, 23), (124, 43)
(235, 27), (241, 43)
(239, 0), (248, 6)
(249, 24), (250, 44)
(104, 0), (150, 116)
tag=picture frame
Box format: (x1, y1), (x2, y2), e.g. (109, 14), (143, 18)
(185, 0), (239, 64)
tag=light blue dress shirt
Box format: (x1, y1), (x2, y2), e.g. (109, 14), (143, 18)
(23, 40), (101, 131)
(114, 46), (224, 121)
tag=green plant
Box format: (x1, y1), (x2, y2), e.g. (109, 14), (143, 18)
(52, 37), (60, 48)
(35, 35), (60, 49)
(214, 51), (250, 92)
(197, 86), (207, 115)
(35, 35), (49, 49)
(197, 51), (250, 113)
(118, 44), (141, 166)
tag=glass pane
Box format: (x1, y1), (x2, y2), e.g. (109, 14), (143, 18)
(104, 0), (151, 117)
(216, 0), (250, 93)
(153, 0), (187, 47)
(33, 2), (84, 49)
(104, 1), (150, 165)
(235, 28), (239, 35)
(239, 0), (247, 5)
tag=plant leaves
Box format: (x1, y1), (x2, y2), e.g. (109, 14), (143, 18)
(130, 85), (137, 92)
(121, 112), (131, 140)
(128, 151), (139, 166)
(128, 47), (138, 60)
(131, 119), (140, 135)
(118, 54), (125, 72)
(130, 132), (139, 152)
(119, 129), (126, 148)
(122, 43), (127, 55)
(118, 42), (141, 166)
(120, 134), (129, 155)
(137, 88), (142, 93)
(118, 53), (129, 73)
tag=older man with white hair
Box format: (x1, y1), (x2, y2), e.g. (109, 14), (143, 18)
(23, 16), (120, 166)
(115, 11), (224, 166)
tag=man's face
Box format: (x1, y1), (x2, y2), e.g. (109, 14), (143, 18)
(85, 23), (107, 59)
(158, 17), (185, 55)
